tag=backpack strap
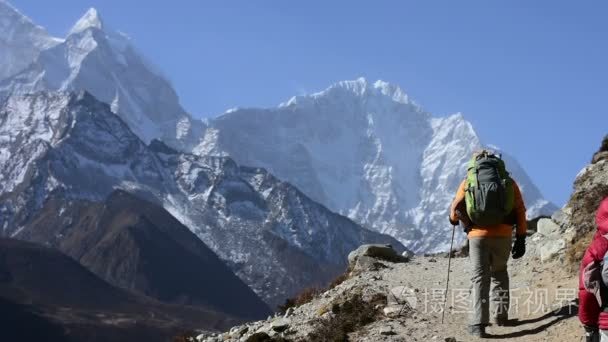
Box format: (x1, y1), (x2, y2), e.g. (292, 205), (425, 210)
(583, 260), (603, 306)
(602, 251), (608, 291)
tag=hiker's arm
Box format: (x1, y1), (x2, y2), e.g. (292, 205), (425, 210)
(449, 180), (466, 223)
(513, 182), (527, 236)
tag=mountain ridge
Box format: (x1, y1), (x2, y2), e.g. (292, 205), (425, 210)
(0, 3), (557, 254)
(0, 237), (242, 342)
(16, 189), (272, 320)
(0, 90), (405, 307)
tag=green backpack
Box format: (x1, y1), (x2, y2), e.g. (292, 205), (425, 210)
(465, 150), (515, 226)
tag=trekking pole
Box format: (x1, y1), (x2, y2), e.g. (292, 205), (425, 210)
(441, 224), (456, 324)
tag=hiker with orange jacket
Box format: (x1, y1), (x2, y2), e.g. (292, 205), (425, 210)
(578, 197), (608, 342)
(449, 150), (527, 338)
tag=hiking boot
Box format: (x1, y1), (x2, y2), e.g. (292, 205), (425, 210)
(584, 325), (599, 342)
(495, 317), (513, 326)
(468, 324), (487, 338)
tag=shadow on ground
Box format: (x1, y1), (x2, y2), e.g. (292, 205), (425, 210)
(486, 300), (578, 339)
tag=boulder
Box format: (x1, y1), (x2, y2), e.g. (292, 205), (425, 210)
(540, 239), (566, 262)
(402, 249), (415, 259)
(230, 325), (248, 338)
(348, 244), (408, 266)
(351, 255), (389, 272)
(270, 318), (290, 332)
(551, 209), (570, 227)
(537, 218), (561, 236)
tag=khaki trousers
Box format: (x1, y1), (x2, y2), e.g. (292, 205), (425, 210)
(468, 237), (512, 326)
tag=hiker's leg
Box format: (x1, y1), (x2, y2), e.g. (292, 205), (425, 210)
(599, 329), (607, 342)
(490, 237), (512, 322)
(469, 237), (491, 326)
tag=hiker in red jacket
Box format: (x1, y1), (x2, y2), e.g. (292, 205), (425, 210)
(579, 197), (608, 342)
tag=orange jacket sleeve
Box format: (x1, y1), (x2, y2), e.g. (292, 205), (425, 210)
(449, 180), (466, 222)
(512, 181), (527, 236)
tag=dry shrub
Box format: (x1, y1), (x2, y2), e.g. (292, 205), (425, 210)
(278, 287), (322, 313)
(292, 287), (321, 306)
(566, 229), (595, 267)
(246, 332), (291, 342)
(172, 331), (196, 342)
(563, 135), (608, 265)
(327, 272), (349, 291)
(599, 135), (608, 154)
(306, 293), (386, 342)
(279, 269), (352, 313)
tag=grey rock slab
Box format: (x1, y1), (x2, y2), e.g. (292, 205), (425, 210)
(540, 239), (566, 262)
(348, 244), (407, 266)
(537, 218), (561, 236)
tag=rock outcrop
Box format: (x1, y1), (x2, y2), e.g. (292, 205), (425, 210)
(532, 218), (569, 262)
(550, 136), (608, 263)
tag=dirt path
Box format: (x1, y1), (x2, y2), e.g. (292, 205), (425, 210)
(352, 246), (581, 341)
(201, 239), (583, 342)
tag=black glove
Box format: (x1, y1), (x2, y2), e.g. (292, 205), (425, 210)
(449, 215), (459, 226)
(511, 235), (526, 259)
(454, 208), (473, 233)
(584, 325), (599, 342)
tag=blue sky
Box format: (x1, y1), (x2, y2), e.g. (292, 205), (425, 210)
(10, 0), (607, 206)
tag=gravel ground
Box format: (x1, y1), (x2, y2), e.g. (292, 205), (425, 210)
(198, 237), (581, 342)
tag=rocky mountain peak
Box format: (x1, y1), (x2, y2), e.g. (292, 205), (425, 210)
(279, 78), (418, 110)
(199, 80), (556, 253)
(0, 1), (61, 80)
(0, 3), (203, 150)
(0, 0), (29, 24)
(69, 8), (104, 35)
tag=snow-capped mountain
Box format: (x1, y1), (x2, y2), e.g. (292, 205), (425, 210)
(0, 3), (556, 254)
(196, 78), (557, 252)
(0, 1), (61, 80)
(0, 5), (203, 150)
(0, 91), (405, 306)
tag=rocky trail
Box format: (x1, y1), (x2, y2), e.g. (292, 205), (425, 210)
(350, 250), (579, 341)
(192, 235), (582, 342)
